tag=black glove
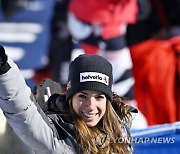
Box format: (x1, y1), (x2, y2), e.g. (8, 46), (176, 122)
(0, 46), (8, 66)
(33, 78), (62, 111)
(47, 93), (69, 113)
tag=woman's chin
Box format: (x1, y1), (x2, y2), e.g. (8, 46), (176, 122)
(85, 120), (99, 127)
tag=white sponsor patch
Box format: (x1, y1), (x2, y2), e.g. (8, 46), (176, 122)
(80, 72), (109, 85)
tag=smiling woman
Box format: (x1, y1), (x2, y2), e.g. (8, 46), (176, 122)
(71, 90), (107, 127)
(0, 47), (136, 154)
(60, 54), (136, 153)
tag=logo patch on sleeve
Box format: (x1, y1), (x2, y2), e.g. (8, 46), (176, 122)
(80, 72), (109, 85)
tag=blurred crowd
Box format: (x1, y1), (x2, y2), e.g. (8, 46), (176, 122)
(0, 0), (180, 153)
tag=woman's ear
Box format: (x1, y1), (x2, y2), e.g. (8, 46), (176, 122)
(68, 99), (72, 109)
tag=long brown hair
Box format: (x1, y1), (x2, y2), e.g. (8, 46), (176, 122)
(69, 92), (133, 154)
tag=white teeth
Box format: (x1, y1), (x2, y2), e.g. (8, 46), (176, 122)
(83, 112), (97, 118)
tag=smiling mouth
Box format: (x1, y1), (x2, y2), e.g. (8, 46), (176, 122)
(82, 112), (98, 118)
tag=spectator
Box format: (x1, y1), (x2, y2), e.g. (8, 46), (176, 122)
(126, 0), (180, 125)
(33, 0), (75, 92)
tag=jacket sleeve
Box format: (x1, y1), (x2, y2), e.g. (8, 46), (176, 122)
(0, 47), (75, 154)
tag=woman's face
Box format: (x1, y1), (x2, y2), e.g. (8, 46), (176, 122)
(72, 90), (107, 127)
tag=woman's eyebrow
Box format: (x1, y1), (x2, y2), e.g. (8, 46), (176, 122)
(80, 91), (88, 95)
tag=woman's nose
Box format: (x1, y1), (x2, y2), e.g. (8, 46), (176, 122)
(85, 97), (96, 109)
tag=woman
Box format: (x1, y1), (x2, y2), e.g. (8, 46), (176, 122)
(0, 46), (135, 153)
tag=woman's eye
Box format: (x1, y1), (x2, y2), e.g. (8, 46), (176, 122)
(78, 94), (87, 99)
(96, 95), (105, 100)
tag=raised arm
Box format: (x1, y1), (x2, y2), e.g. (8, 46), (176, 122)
(0, 46), (75, 153)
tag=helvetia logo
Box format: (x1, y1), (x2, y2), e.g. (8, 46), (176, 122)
(80, 72), (109, 85)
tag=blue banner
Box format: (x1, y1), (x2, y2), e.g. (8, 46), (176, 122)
(131, 122), (180, 154)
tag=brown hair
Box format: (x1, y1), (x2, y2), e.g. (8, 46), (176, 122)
(69, 92), (133, 154)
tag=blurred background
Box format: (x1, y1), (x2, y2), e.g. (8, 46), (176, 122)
(0, 0), (180, 154)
